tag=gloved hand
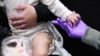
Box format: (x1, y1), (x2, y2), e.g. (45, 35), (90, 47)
(51, 18), (88, 39)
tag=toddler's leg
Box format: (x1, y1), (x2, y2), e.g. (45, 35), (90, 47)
(32, 32), (51, 56)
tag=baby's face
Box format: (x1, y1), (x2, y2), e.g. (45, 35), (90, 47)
(2, 35), (32, 56)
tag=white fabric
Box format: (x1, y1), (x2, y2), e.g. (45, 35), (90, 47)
(28, 0), (72, 20)
(2, 0), (72, 55)
(46, 22), (71, 56)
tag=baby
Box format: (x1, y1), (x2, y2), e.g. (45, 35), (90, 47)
(1, 0), (81, 56)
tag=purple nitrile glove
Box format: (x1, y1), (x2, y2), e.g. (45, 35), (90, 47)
(51, 18), (88, 39)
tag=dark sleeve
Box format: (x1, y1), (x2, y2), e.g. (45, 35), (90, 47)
(34, 2), (57, 22)
(0, 7), (12, 47)
(0, 7), (10, 28)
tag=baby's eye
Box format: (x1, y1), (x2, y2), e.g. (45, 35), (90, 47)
(7, 42), (17, 47)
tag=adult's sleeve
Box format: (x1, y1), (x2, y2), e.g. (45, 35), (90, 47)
(34, 2), (57, 22)
(0, 7), (10, 28)
(82, 27), (100, 51)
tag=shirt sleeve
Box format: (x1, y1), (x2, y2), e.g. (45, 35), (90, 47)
(82, 27), (100, 51)
(40, 0), (72, 21)
(34, 2), (57, 22)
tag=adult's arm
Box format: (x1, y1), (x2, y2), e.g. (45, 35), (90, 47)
(82, 27), (100, 51)
(52, 18), (100, 51)
(34, 2), (57, 22)
(0, 7), (10, 28)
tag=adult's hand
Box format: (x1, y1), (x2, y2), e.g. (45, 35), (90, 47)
(10, 4), (37, 29)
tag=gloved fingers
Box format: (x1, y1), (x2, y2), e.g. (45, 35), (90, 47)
(52, 18), (72, 36)
(51, 20), (59, 25)
(51, 18), (61, 24)
(57, 18), (67, 30)
(63, 22), (71, 33)
(52, 20), (65, 30)
(52, 18), (65, 30)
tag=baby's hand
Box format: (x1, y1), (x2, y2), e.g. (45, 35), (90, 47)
(66, 12), (81, 27)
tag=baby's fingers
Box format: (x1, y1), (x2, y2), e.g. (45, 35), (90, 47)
(76, 14), (81, 19)
(67, 20), (73, 27)
(68, 18), (78, 27)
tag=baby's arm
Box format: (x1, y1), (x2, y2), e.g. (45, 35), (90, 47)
(41, 0), (72, 19)
(41, 0), (81, 26)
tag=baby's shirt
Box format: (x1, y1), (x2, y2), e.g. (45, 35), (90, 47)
(28, 0), (72, 21)
(9, 0), (72, 35)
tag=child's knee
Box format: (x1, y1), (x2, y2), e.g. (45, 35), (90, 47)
(33, 32), (51, 44)
(31, 32), (54, 56)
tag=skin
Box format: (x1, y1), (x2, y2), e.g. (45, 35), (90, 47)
(32, 32), (51, 56)
(10, 4), (37, 29)
(66, 12), (81, 27)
